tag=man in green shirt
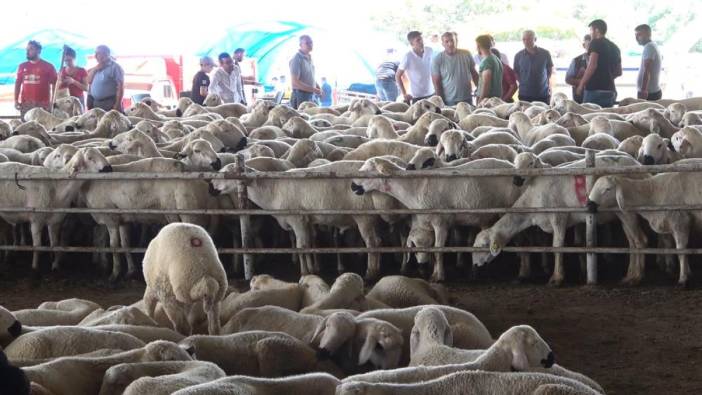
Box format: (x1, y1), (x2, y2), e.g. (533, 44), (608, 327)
(476, 35), (503, 104)
(431, 32), (479, 106)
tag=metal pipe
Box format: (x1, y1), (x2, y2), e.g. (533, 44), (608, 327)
(235, 154), (254, 280)
(585, 150), (598, 285)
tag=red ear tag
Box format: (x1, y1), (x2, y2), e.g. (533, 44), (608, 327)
(191, 237), (203, 247)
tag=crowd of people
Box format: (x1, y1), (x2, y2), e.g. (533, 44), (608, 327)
(13, 19), (662, 117)
(375, 19), (662, 108)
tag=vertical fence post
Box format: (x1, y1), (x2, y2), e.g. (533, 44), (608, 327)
(235, 154), (254, 280)
(585, 150), (598, 285)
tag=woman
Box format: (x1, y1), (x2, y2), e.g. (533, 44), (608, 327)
(57, 46), (88, 107)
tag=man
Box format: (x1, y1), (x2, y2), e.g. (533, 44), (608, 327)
(289, 35), (320, 109)
(474, 35), (510, 66)
(375, 48), (400, 102)
(431, 32), (479, 106)
(57, 46), (88, 106)
(320, 77), (333, 107)
(14, 40), (57, 120)
(565, 35), (592, 103)
(87, 45), (124, 112)
(635, 24), (662, 101)
(210, 52), (244, 104)
(475, 35), (503, 104)
(190, 56), (214, 105)
(576, 19), (622, 108)
(514, 30), (554, 104)
(396, 31), (434, 104)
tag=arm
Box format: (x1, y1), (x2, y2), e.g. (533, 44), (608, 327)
(546, 53), (554, 94)
(199, 84), (208, 97)
(576, 52), (599, 95)
(290, 75), (319, 93)
(14, 70), (22, 109)
(395, 69), (411, 101)
(431, 74), (443, 100)
(565, 60), (580, 87)
(502, 74), (518, 102)
(113, 66), (124, 110)
(478, 69), (492, 102)
(470, 65), (480, 87)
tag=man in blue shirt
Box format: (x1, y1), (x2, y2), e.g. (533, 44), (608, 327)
(319, 77), (332, 107)
(513, 30), (554, 104)
(87, 45), (125, 111)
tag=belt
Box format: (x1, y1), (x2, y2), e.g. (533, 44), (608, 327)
(292, 89), (313, 94)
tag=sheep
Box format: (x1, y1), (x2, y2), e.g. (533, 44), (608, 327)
(671, 126), (702, 158)
(459, 113), (509, 133)
(11, 298), (100, 326)
(366, 276), (448, 308)
(338, 370), (603, 395)
(587, 172), (702, 287)
(299, 274), (331, 307)
(554, 112), (588, 128)
(0, 134), (45, 153)
(637, 133), (680, 165)
(0, 147), (112, 272)
(179, 331), (340, 377)
(219, 288), (304, 323)
(78, 305), (160, 327)
(351, 157), (521, 281)
(472, 155), (647, 286)
(24, 107), (69, 130)
(626, 108), (679, 138)
(532, 109), (562, 125)
(366, 115), (399, 139)
(300, 273), (370, 314)
(99, 360), (225, 395)
(171, 373), (340, 395)
(281, 138), (324, 167)
(281, 116), (318, 138)
(617, 135), (644, 158)
(324, 134), (369, 149)
(402, 308), (602, 391)
(143, 223), (227, 336)
(92, 324), (185, 343)
(23, 341), (193, 395)
(508, 112), (570, 146)
(581, 133), (620, 151)
(588, 116), (643, 141)
(263, 105), (301, 128)
(434, 129), (475, 161)
(12, 120), (55, 145)
(0, 119), (13, 140)
(380, 99), (441, 124)
(343, 139), (423, 162)
(358, 305), (492, 367)
(4, 326), (145, 360)
(52, 110), (132, 144)
(0, 305), (23, 348)
(223, 306), (357, 354)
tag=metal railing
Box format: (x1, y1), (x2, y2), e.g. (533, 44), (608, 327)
(0, 151), (700, 283)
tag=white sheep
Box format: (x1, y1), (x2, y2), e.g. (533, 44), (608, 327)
(508, 112), (571, 146)
(143, 223), (227, 335)
(300, 273), (372, 314)
(366, 276), (449, 308)
(366, 115), (400, 140)
(637, 133), (680, 165)
(671, 126), (702, 158)
(23, 340), (193, 395)
(626, 108), (679, 138)
(11, 298), (100, 326)
(92, 324), (185, 343)
(0, 305), (23, 348)
(99, 360), (225, 395)
(381, 99), (441, 124)
(78, 305), (159, 327)
(0, 134), (45, 153)
(343, 139), (423, 162)
(581, 133), (620, 151)
(170, 373), (341, 395)
(617, 135), (644, 158)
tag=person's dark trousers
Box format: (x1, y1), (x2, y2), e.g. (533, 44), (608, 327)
(583, 90), (616, 108)
(518, 95), (550, 105)
(89, 95), (121, 112)
(647, 90), (662, 101)
(409, 95), (434, 104)
(290, 89), (314, 109)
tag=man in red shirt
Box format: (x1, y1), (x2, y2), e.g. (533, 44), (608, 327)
(14, 40), (57, 120)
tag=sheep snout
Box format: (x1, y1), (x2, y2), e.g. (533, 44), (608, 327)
(541, 351), (555, 368)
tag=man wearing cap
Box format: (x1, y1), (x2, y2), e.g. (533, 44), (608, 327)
(396, 31), (435, 104)
(191, 56), (214, 105)
(14, 40), (57, 120)
(87, 45), (125, 111)
(289, 35), (320, 109)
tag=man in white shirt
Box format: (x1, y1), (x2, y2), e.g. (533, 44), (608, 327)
(209, 52), (244, 104)
(396, 31), (435, 104)
(635, 24), (662, 100)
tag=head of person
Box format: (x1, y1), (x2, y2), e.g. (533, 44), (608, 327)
(95, 45), (112, 65)
(589, 19), (608, 39)
(233, 48), (245, 62)
(476, 34), (493, 55)
(26, 40), (42, 61)
(635, 24), (651, 45)
(489, 35), (497, 48)
(321, 77), (327, 83)
(441, 32), (457, 55)
(407, 31), (423, 52)
(522, 30), (537, 50)
(299, 35), (313, 54)
(63, 46), (76, 67)
(199, 56), (214, 72)
(582, 34), (592, 51)
(218, 52), (234, 72)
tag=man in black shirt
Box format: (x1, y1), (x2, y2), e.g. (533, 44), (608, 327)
(576, 19), (622, 108)
(191, 56), (214, 105)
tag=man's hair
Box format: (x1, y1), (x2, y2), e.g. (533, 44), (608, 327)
(27, 40), (42, 51)
(200, 56), (214, 66)
(407, 31), (422, 42)
(96, 45), (111, 55)
(218, 52), (231, 61)
(588, 19), (608, 35)
(299, 35), (312, 44)
(441, 31), (455, 41)
(522, 30), (536, 39)
(635, 24), (651, 34)
(64, 46), (76, 58)
(584, 34), (592, 41)
(234, 48), (245, 54)
(476, 35), (493, 50)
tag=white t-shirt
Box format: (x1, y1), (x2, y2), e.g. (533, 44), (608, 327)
(399, 46), (435, 98)
(637, 41), (661, 93)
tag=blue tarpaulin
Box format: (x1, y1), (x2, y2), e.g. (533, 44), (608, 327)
(0, 29), (95, 85)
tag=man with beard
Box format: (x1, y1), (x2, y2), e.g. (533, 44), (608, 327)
(14, 40), (57, 120)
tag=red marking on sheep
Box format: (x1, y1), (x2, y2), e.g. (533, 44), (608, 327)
(574, 175), (588, 205)
(190, 237), (203, 247)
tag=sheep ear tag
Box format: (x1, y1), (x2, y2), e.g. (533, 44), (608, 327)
(190, 237), (203, 247)
(490, 242), (501, 256)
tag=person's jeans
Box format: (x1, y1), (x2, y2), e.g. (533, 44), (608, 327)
(290, 89), (314, 109)
(583, 90), (616, 108)
(375, 78), (398, 102)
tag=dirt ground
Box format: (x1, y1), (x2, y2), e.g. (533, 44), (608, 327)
(1, 258), (702, 395)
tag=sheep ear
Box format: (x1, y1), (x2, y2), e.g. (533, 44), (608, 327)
(511, 344), (530, 371)
(443, 325), (454, 347)
(409, 327), (421, 357)
(358, 334), (376, 366)
(68, 150), (85, 174)
(650, 119), (661, 135)
(311, 315), (330, 345)
(615, 185), (628, 212)
(435, 142), (444, 157)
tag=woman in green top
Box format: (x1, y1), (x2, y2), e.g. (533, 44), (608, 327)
(476, 35), (503, 104)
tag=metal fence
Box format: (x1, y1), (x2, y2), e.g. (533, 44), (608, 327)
(1, 151), (700, 283)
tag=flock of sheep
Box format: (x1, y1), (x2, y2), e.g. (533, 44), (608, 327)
(2, 221), (605, 394)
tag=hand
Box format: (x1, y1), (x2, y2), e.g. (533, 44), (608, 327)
(637, 90), (648, 100)
(63, 76), (76, 85)
(575, 84), (584, 97)
(313, 87), (322, 95)
(14, 101), (21, 110)
(403, 94), (413, 103)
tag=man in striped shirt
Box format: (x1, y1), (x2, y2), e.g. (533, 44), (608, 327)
(375, 49), (399, 101)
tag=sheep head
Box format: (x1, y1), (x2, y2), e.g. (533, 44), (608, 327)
(351, 157), (400, 195)
(407, 147), (437, 170)
(637, 133), (668, 165)
(312, 312), (357, 355)
(587, 175), (621, 213)
(670, 127), (701, 158)
(356, 318), (404, 369)
(178, 139), (221, 170)
(437, 130), (473, 162)
(143, 341), (194, 362)
(410, 307), (453, 356)
(472, 228), (503, 267)
(0, 305), (21, 348)
(497, 325), (554, 371)
(65, 147), (112, 175)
